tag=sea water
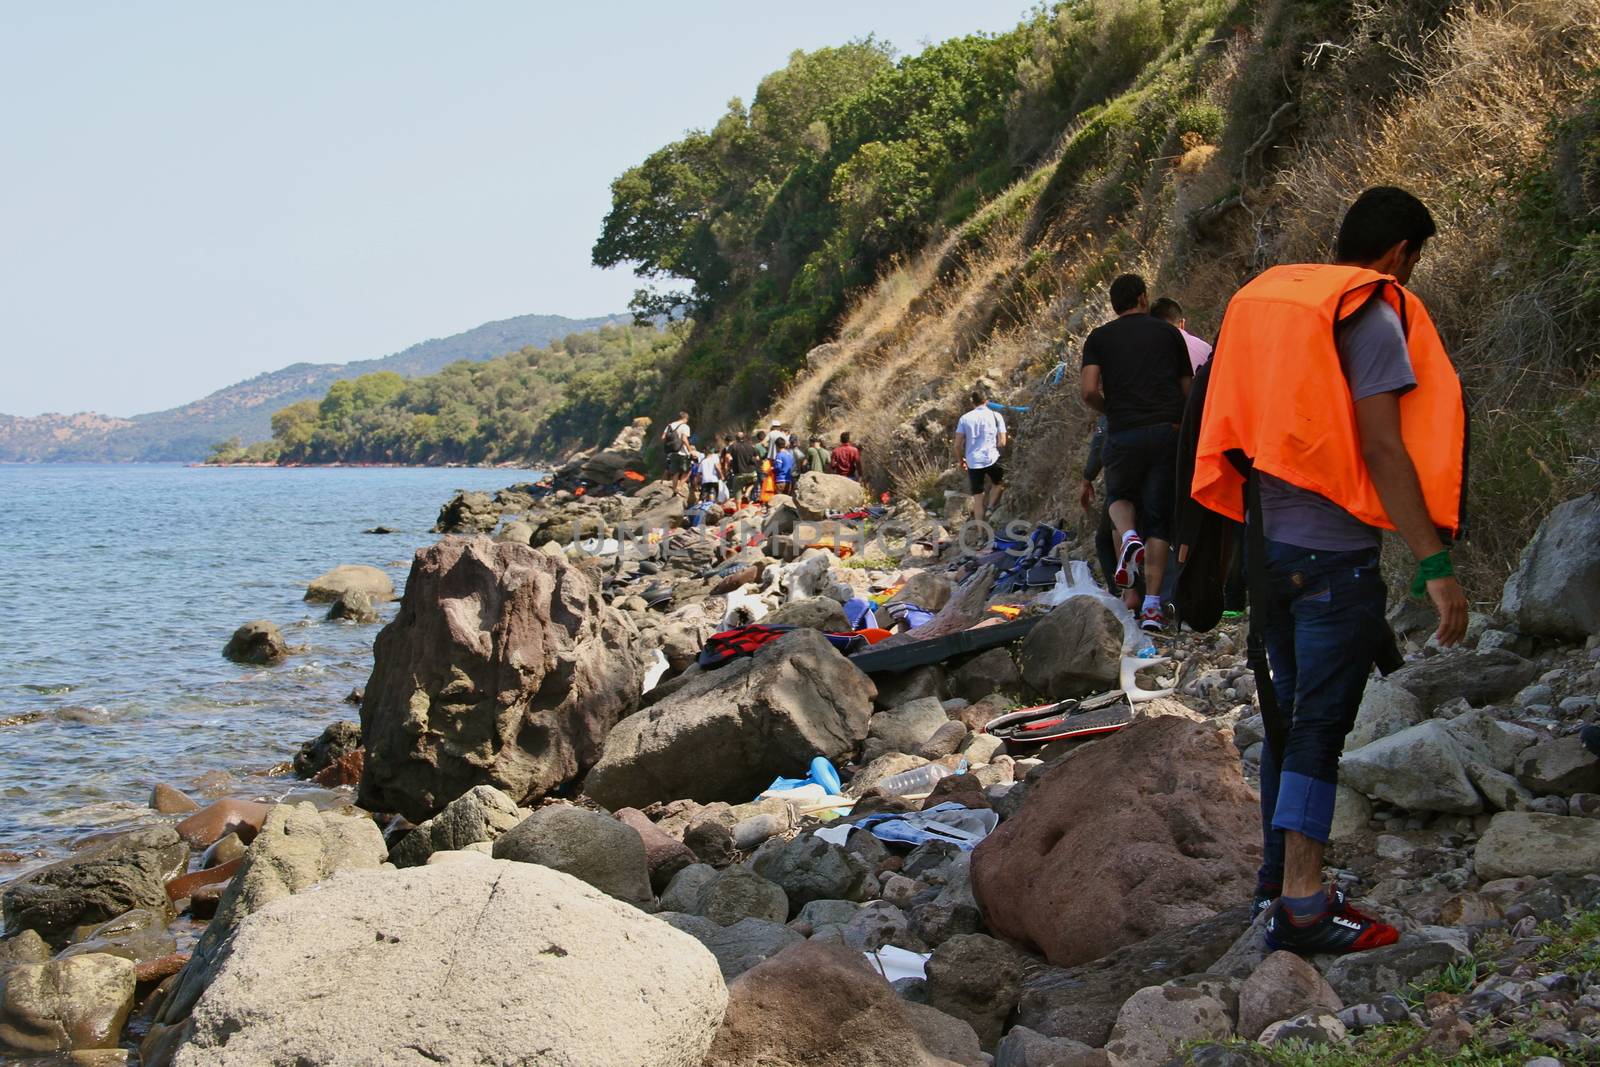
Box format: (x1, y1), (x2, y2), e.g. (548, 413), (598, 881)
(0, 463), (537, 868)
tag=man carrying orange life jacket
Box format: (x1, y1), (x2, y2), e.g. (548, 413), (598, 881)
(1193, 187), (1469, 956)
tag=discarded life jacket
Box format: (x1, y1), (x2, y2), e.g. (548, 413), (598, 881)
(1192, 264), (1466, 537)
(698, 624), (866, 669)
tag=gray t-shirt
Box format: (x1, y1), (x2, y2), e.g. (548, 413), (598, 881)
(1260, 298), (1415, 550)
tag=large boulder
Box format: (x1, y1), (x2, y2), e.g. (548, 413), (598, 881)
(766, 596), (850, 632)
(491, 806), (653, 908)
(583, 628), (875, 810)
(1385, 649), (1539, 712)
(303, 564), (393, 604)
(153, 804), (388, 1032)
(2, 827), (188, 940)
(389, 785), (523, 867)
(1514, 736), (1600, 796)
(1343, 679), (1426, 752)
(866, 697), (950, 759)
(690, 866), (789, 927)
(221, 621), (288, 666)
(358, 537), (647, 822)
(702, 940), (963, 1067)
(1018, 600), (1122, 700)
(972, 716), (1257, 967)
(1500, 493), (1600, 639)
(0, 953), (135, 1054)
(748, 834), (871, 915)
(1237, 951), (1343, 1040)
(793, 471), (869, 521)
(1102, 986), (1233, 1067)
(924, 933), (1026, 1049)
(1338, 719), (1483, 814)
(171, 861), (726, 1067)
(1475, 812), (1600, 880)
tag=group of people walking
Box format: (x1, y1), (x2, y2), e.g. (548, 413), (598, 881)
(661, 415), (864, 507)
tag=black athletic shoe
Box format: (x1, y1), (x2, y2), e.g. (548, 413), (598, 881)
(1252, 885), (1280, 918)
(1264, 899), (1399, 955)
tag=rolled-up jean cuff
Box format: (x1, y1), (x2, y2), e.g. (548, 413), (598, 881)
(1271, 770), (1337, 843)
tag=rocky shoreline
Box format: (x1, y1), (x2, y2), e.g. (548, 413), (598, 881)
(2, 439), (1597, 1064)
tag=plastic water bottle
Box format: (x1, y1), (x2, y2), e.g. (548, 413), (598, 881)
(877, 759), (968, 796)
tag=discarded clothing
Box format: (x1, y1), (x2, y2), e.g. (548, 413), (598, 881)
(848, 802), (998, 851)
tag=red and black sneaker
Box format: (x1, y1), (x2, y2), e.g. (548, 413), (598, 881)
(1265, 898), (1399, 955)
(1114, 536), (1145, 589)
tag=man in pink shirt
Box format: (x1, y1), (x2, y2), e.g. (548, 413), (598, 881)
(1152, 297), (1213, 372)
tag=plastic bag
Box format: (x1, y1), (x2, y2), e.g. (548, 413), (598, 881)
(1035, 560), (1150, 653)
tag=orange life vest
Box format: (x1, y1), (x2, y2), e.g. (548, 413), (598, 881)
(1192, 264), (1465, 536)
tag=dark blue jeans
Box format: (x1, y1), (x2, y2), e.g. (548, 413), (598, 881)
(1256, 539), (1385, 888)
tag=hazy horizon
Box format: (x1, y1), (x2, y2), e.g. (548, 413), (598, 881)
(3, 2), (1028, 418)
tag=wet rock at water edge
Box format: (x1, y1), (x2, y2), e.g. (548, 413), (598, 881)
(291, 721), (361, 780)
(302, 563), (394, 604)
(325, 590), (379, 623)
(221, 620), (289, 665)
(0, 953), (135, 1055)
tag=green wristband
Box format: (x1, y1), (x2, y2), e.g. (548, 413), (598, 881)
(1409, 550), (1454, 598)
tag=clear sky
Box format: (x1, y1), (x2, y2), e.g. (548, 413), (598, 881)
(2, 2), (1031, 417)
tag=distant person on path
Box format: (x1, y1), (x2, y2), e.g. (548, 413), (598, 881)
(955, 387), (1008, 526)
(1193, 186), (1469, 956)
(1151, 297), (1213, 372)
(1080, 273), (1193, 632)
(829, 432), (862, 481)
(661, 412), (693, 499)
(805, 435), (829, 476)
(772, 437), (796, 497)
(727, 430), (760, 503)
(698, 440), (726, 503)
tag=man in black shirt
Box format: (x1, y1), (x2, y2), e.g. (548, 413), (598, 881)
(726, 431), (760, 503)
(1080, 273), (1193, 632)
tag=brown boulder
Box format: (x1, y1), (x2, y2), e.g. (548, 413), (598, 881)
(1237, 950), (1343, 1040)
(1017, 600), (1121, 700)
(615, 808), (695, 893)
(702, 940), (964, 1066)
(972, 716), (1258, 967)
(358, 537), (647, 822)
(221, 621), (288, 666)
(174, 800), (272, 850)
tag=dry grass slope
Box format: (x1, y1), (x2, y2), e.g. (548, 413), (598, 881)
(766, 0), (1600, 604)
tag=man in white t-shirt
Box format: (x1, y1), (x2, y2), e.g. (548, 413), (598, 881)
(697, 441), (725, 503)
(954, 386), (1008, 526)
(1151, 297), (1213, 372)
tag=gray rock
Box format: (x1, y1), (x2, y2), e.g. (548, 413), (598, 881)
(765, 596), (850, 631)
(1329, 785), (1374, 842)
(867, 698), (950, 759)
(0, 953), (135, 1055)
(792, 472), (868, 521)
(692, 866), (788, 927)
(1500, 493), (1600, 639)
(1236, 950), (1343, 1040)
(1322, 938), (1467, 1004)
(994, 1026), (1104, 1067)
(910, 853), (983, 948)
(2, 827), (188, 940)
(748, 834), (869, 915)
(325, 590), (379, 623)
(221, 620), (289, 665)
(1339, 719), (1482, 813)
(0, 929), (50, 971)
(919, 720), (969, 760)
(1475, 811), (1600, 879)
(1386, 649), (1540, 711)
(585, 629), (874, 810)
(659, 913), (804, 980)
(1468, 763), (1535, 812)
(795, 899), (861, 928)
(389, 785), (523, 867)
(170, 861), (725, 1067)
(1344, 679), (1426, 752)
(846, 753), (930, 797)
(961, 733), (1005, 765)
(1335, 993), (1411, 1031)
(926, 932), (1026, 1049)
(1514, 736), (1600, 796)
(492, 806), (653, 908)
(1103, 985), (1232, 1067)
(949, 648), (1022, 702)
(1018, 600), (1122, 700)
(834, 901), (920, 952)
(1257, 1010), (1346, 1046)
(59, 908), (176, 966)
(902, 1001), (988, 1067)
(659, 864), (717, 913)
(1445, 708), (1540, 772)
(872, 665), (945, 710)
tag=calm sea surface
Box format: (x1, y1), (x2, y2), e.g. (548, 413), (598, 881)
(0, 464), (535, 867)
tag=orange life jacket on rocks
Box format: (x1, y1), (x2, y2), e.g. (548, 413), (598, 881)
(1192, 263), (1466, 537)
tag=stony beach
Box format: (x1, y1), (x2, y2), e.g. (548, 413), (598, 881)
(2, 429), (1598, 1066)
